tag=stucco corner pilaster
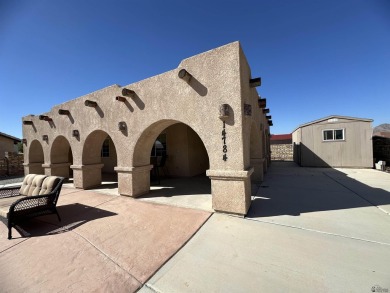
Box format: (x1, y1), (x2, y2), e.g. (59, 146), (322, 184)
(206, 167), (254, 180)
(207, 167), (254, 216)
(71, 164), (104, 189)
(115, 165), (153, 197)
(114, 165), (153, 174)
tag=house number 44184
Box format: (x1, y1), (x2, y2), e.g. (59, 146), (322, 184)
(222, 122), (228, 161)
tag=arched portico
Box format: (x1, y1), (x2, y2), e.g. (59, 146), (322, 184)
(72, 130), (118, 189)
(116, 119), (210, 197)
(44, 135), (73, 178)
(22, 42), (272, 216)
(24, 140), (45, 174)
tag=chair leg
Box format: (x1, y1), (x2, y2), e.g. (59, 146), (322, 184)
(55, 209), (61, 222)
(8, 222), (12, 240)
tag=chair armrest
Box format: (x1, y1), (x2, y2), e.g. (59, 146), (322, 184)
(9, 193), (55, 214)
(0, 186), (21, 199)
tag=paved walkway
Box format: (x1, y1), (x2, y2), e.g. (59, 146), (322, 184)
(1, 162), (389, 292)
(0, 189), (211, 292)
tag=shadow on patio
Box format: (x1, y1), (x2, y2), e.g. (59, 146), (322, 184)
(6, 203), (117, 239)
(248, 161), (390, 218)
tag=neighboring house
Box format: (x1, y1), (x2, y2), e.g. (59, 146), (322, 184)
(21, 42), (272, 216)
(292, 115), (373, 168)
(270, 134), (293, 161)
(0, 132), (21, 158)
(373, 123), (390, 166)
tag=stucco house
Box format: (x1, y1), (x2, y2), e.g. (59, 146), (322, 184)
(292, 115), (373, 168)
(21, 42), (272, 216)
(0, 132), (21, 158)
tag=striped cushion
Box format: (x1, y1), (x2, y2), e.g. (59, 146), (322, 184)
(39, 176), (61, 195)
(27, 175), (48, 196)
(19, 174), (37, 196)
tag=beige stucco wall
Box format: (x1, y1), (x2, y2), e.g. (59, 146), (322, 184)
(21, 41), (271, 215)
(164, 124), (209, 177)
(293, 118), (373, 167)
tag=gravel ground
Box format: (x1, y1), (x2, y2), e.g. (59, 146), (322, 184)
(0, 176), (24, 187)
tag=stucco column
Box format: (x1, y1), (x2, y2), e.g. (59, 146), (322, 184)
(23, 162), (44, 175)
(71, 164), (104, 189)
(42, 163), (71, 178)
(115, 165), (153, 197)
(250, 158), (265, 182)
(207, 168), (254, 216)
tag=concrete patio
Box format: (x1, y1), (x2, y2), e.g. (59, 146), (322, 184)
(1, 162), (389, 292)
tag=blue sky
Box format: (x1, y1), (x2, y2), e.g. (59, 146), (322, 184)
(1, 0), (389, 138)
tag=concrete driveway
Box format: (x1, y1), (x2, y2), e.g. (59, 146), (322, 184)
(1, 162), (389, 292)
(142, 162), (390, 293)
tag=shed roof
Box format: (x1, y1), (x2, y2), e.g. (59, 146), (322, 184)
(0, 132), (21, 143)
(293, 115), (373, 132)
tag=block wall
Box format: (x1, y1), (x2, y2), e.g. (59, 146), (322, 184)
(0, 152), (24, 176)
(271, 144), (293, 161)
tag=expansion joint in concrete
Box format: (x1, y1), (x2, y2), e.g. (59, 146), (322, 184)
(244, 218), (390, 246)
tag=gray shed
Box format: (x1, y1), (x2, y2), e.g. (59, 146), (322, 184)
(292, 115), (373, 168)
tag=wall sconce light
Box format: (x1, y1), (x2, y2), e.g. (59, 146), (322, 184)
(250, 77), (261, 88)
(258, 98), (266, 108)
(84, 100), (98, 107)
(121, 88), (136, 98)
(263, 108), (270, 114)
(118, 121), (127, 131)
(23, 121), (33, 125)
(42, 135), (48, 141)
(58, 109), (70, 115)
(266, 115), (272, 120)
(268, 120), (273, 126)
(115, 96), (127, 102)
(219, 104), (230, 120)
(178, 69), (192, 82)
(244, 104), (252, 116)
(22, 139), (27, 144)
(72, 130), (79, 137)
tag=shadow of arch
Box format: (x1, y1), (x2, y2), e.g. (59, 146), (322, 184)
(50, 135), (73, 178)
(28, 140), (44, 174)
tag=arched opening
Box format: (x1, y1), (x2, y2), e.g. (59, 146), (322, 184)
(50, 136), (73, 179)
(82, 130), (118, 190)
(28, 140), (44, 174)
(133, 120), (211, 211)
